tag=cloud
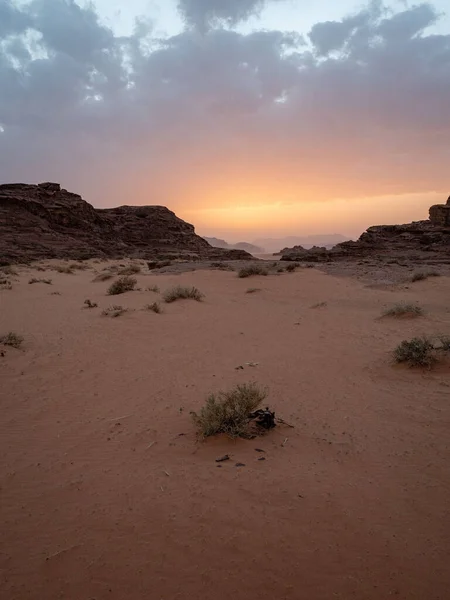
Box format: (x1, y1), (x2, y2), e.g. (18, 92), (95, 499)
(0, 1), (449, 219)
(177, 0), (277, 29)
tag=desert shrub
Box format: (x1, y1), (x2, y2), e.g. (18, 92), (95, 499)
(147, 260), (172, 270)
(92, 271), (114, 282)
(238, 265), (268, 278)
(246, 288), (261, 294)
(29, 278), (52, 285)
(210, 262), (234, 271)
(0, 278), (12, 290)
(277, 267), (285, 273)
(285, 263), (299, 272)
(118, 264), (141, 275)
(310, 301), (327, 309)
(69, 262), (89, 271)
(84, 299), (98, 309)
(191, 383), (267, 438)
(163, 285), (204, 303)
(0, 266), (17, 276)
(394, 337), (435, 367)
(102, 305), (128, 317)
(383, 303), (424, 318)
(145, 302), (162, 314)
(0, 332), (24, 348)
(411, 270), (440, 282)
(107, 276), (137, 295)
(55, 265), (74, 274)
(439, 336), (450, 351)
(146, 285), (160, 293)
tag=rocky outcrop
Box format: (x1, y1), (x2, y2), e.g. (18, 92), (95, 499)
(281, 198), (450, 264)
(0, 182), (251, 263)
(429, 197), (450, 227)
(203, 237), (263, 254)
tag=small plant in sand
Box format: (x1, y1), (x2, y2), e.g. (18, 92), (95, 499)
(238, 265), (268, 278)
(191, 383), (268, 438)
(285, 263), (299, 272)
(0, 266), (18, 276)
(0, 332), (24, 349)
(163, 285), (204, 303)
(84, 299), (98, 309)
(394, 337), (436, 368)
(146, 285), (160, 293)
(246, 288), (261, 294)
(147, 260), (172, 270)
(55, 265), (74, 274)
(0, 278), (12, 290)
(107, 276), (137, 296)
(118, 264), (141, 275)
(382, 303), (424, 318)
(411, 270), (440, 282)
(92, 271), (114, 282)
(210, 262), (234, 271)
(145, 302), (162, 314)
(70, 262), (89, 271)
(439, 336), (450, 351)
(277, 267), (285, 273)
(102, 305), (128, 318)
(29, 277), (52, 285)
(310, 301), (327, 309)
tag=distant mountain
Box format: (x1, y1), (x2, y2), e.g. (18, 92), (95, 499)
(253, 234), (352, 254)
(204, 237), (263, 254)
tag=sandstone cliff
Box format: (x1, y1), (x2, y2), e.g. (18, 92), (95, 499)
(0, 182), (251, 263)
(281, 197), (450, 263)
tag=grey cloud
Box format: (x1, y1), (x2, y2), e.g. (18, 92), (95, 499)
(177, 0), (282, 28)
(0, 1), (449, 210)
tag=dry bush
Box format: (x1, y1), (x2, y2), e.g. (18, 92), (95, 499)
(55, 265), (74, 274)
(382, 303), (424, 318)
(439, 336), (450, 351)
(238, 265), (268, 278)
(70, 262), (89, 271)
(310, 301), (327, 309)
(147, 260), (172, 270)
(146, 285), (160, 293)
(0, 266), (17, 276)
(107, 276), (137, 295)
(191, 383), (267, 438)
(118, 264), (141, 275)
(29, 278), (52, 285)
(277, 267), (285, 273)
(145, 302), (162, 314)
(84, 299), (98, 309)
(411, 270), (440, 282)
(394, 337), (436, 367)
(0, 278), (12, 290)
(102, 305), (128, 318)
(163, 285), (204, 303)
(210, 262), (234, 271)
(0, 332), (24, 348)
(285, 263), (299, 272)
(92, 271), (114, 282)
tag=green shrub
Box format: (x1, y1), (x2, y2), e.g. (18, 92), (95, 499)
(238, 265), (268, 278)
(383, 303), (424, 318)
(191, 383), (267, 438)
(107, 276), (137, 295)
(0, 332), (24, 348)
(163, 285), (204, 303)
(394, 337), (435, 367)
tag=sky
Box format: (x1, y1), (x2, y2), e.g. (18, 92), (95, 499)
(1, 1), (449, 241)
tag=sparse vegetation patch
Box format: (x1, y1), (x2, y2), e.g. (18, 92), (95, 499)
(238, 265), (268, 278)
(102, 305), (128, 318)
(0, 332), (24, 349)
(145, 302), (162, 314)
(118, 264), (141, 275)
(383, 303), (424, 318)
(394, 337), (436, 367)
(191, 383), (268, 438)
(411, 270), (440, 282)
(163, 285), (204, 303)
(29, 278), (52, 285)
(84, 299), (98, 309)
(107, 276), (137, 295)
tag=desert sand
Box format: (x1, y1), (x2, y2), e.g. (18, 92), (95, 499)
(1, 261), (450, 600)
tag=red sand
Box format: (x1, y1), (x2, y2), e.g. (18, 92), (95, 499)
(1, 262), (450, 599)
